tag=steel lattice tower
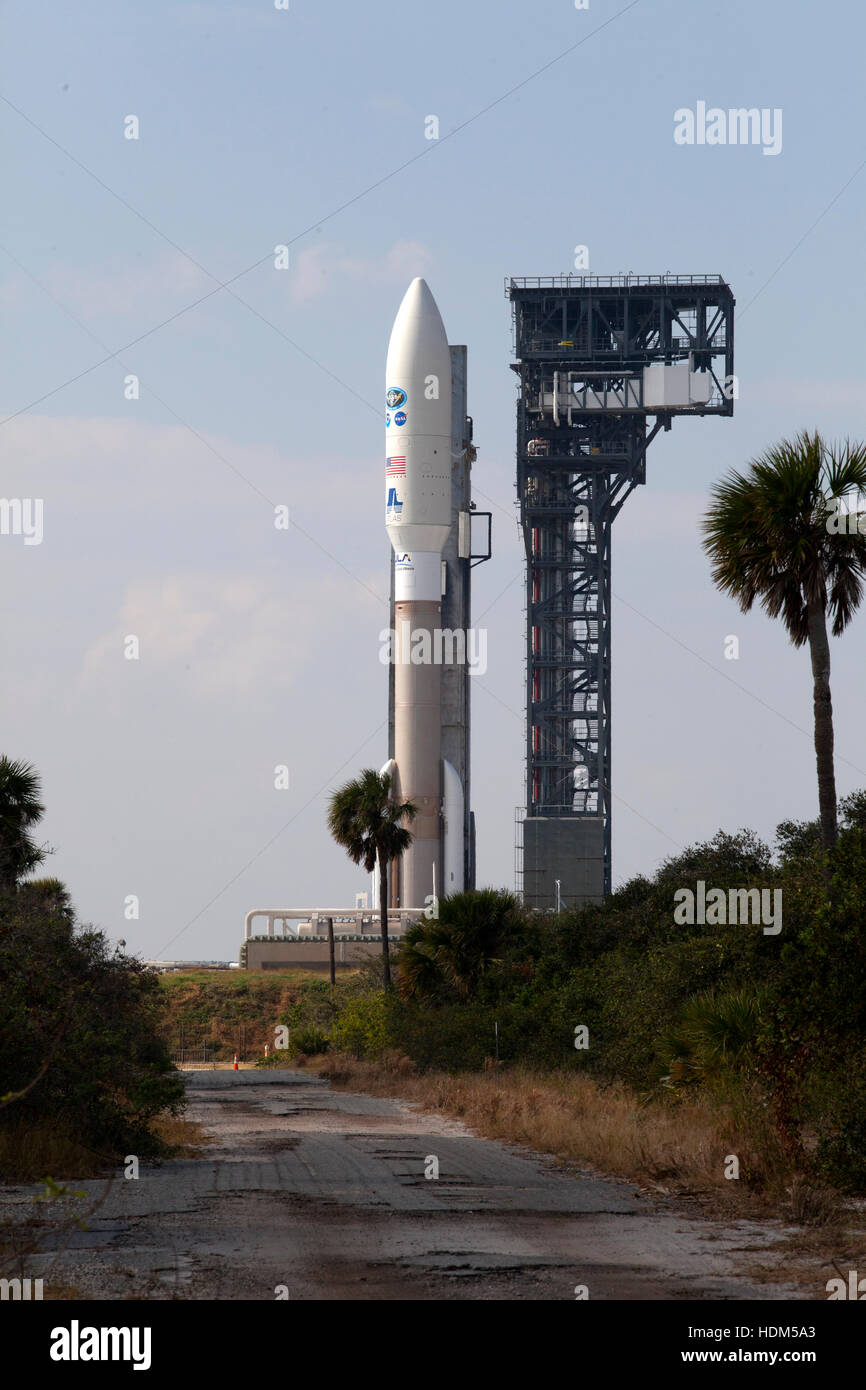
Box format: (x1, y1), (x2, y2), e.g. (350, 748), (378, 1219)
(508, 275), (735, 908)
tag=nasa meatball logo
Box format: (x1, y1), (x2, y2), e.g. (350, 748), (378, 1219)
(386, 387), (407, 409)
(394, 411), (407, 427)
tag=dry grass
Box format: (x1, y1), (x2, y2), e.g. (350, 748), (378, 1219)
(319, 1053), (834, 1219)
(149, 1115), (213, 1156)
(0, 1112), (212, 1183)
(788, 1176), (841, 1227)
(745, 1221), (866, 1292)
(0, 1120), (107, 1182)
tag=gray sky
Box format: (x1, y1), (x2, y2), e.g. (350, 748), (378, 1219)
(2, 0), (865, 960)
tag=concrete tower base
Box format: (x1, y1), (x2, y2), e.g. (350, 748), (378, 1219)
(522, 817), (605, 911)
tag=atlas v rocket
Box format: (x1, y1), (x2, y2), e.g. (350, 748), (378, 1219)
(380, 278), (482, 910)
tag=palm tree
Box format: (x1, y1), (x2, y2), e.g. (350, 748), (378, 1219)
(398, 918), (453, 1002)
(436, 889), (520, 998)
(398, 889), (520, 1001)
(657, 987), (765, 1088)
(0, 756), (46, 896)
(19, 877), (73, 920)
(702, 431), (866, 868)
(327, 769), (416, 988)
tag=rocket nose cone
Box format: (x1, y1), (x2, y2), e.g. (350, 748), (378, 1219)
(388, 278), (448, 359)
(398, 277), (439, 322)
(404, 276), (433, 305)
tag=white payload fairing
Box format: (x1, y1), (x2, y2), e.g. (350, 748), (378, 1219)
(383, 279), (461, 910)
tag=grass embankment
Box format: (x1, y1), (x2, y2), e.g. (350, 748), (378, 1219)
(158, 969), (312, 1062)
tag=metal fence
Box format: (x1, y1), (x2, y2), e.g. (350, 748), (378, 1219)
(170, 1045), (217, 1067)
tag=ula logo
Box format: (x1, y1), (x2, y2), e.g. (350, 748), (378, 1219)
(827, 1271), (866, 1299)
(386, 387), (406, 409)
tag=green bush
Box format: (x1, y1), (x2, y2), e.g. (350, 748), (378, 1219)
(331, 991), (389, 1058)
(387, 1000), (497, 1071)
(813, 1064), (866, 1192)
(292, 1026), (330, 1056)
(656, 987), (764, 1087)
(0, 900), (185, 1163)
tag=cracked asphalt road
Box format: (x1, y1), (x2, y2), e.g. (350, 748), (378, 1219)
(16, 1070), (803, 1300)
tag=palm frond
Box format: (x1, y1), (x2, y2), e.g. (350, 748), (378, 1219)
(701, 431), (866, 647)
(327, 769), (416, 874)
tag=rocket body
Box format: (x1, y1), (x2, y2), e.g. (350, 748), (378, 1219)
(385, 279), (453, 909)
(385, 278), (453, 593)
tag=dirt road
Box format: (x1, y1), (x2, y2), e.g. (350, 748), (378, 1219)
(17, 1070), (804, 1300)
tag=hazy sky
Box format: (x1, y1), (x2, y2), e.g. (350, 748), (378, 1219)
(2, 0), (865, 961)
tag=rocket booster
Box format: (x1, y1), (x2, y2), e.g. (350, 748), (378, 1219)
(385, 278), (453, 599)
(385, 279), (453, 909)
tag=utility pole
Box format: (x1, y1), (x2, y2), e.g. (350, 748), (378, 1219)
(326, 916), (336, 994)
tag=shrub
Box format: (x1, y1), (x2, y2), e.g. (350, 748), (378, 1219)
(292, 1027), (330, 1056)
(656, 988), (764, 1087)
(331, 991), (389, 1058)
(811, 1057), (866, 1191)
(0, 901), (185, 1169)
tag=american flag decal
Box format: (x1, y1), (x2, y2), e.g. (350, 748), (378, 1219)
(386, 456), (406, 475)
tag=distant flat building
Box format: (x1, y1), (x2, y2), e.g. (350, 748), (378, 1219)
(240, 908), (423, 971)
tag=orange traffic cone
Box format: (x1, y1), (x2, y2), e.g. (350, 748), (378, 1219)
(233, 1053), (239, 1070)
